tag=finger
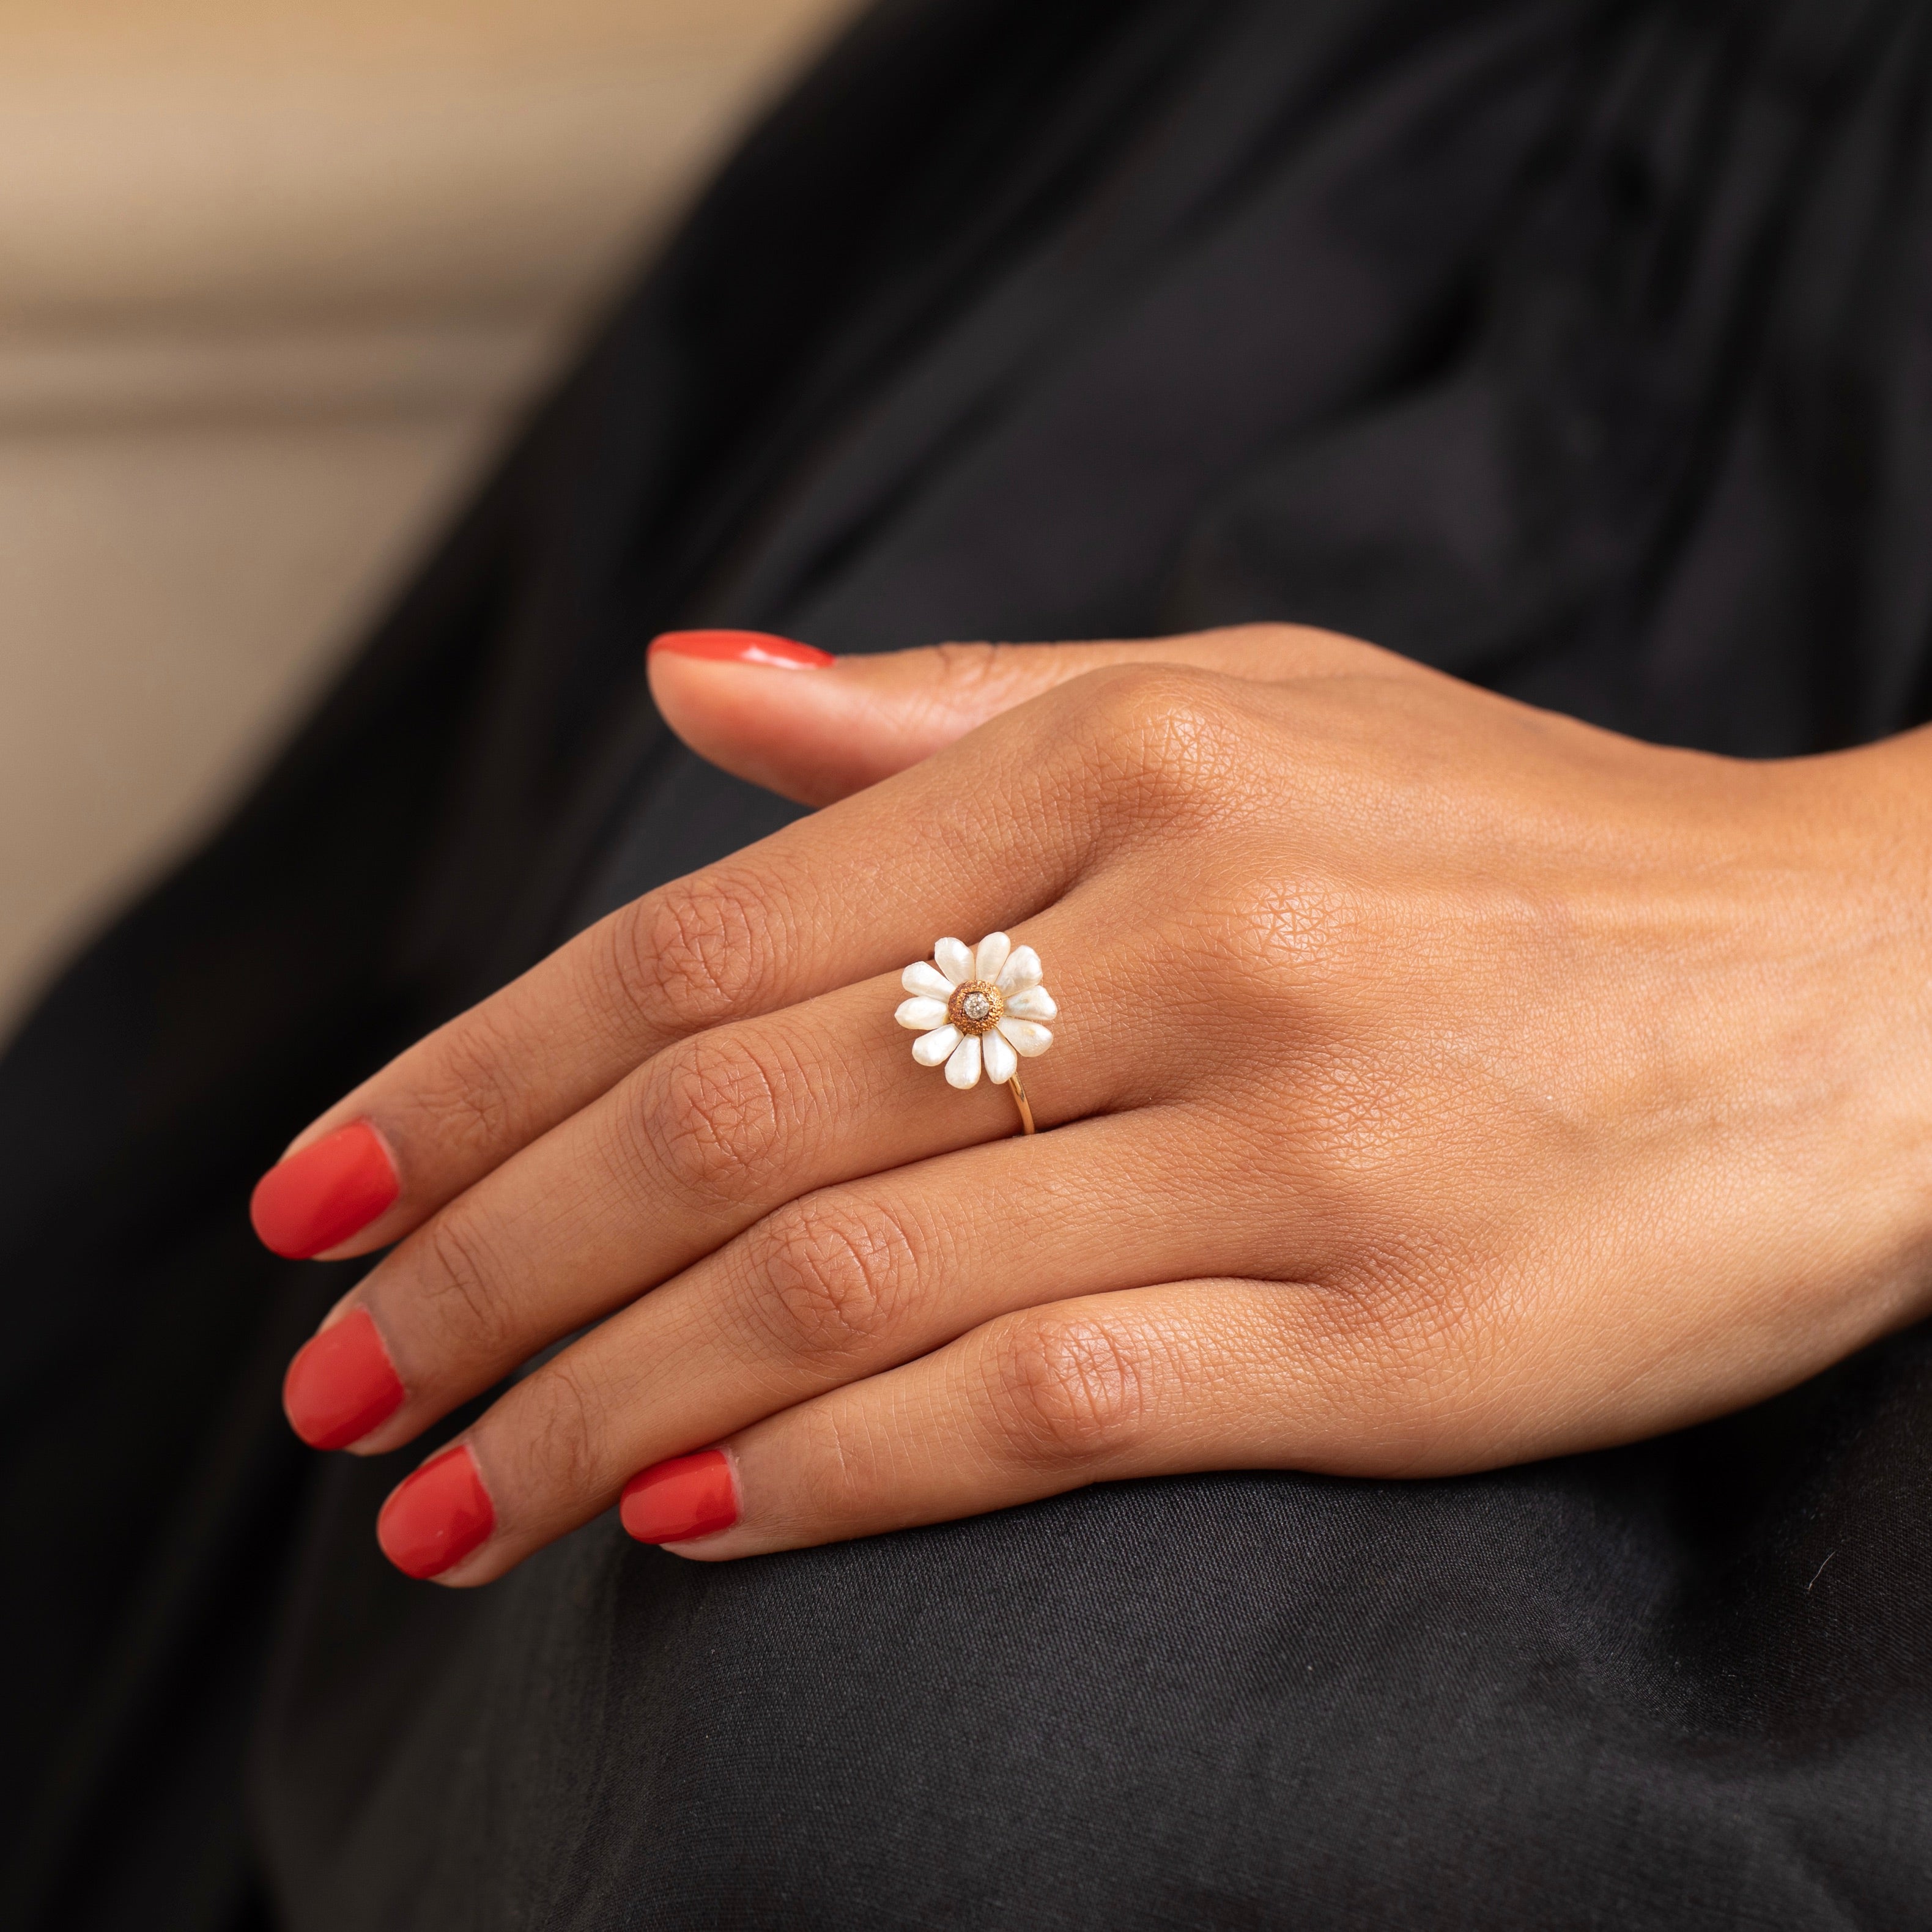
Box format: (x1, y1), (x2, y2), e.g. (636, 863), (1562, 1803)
(634, 1199), (1859, 1561)
(369, 1105), (1269, 1584)
(286, 882), (1206, 1458)
(645, 623), (1421, 807)
(251, 659), (1191, 1262)
(627, 1279), (1403, 1560)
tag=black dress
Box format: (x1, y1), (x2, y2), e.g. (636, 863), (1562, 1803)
(7, 1), (1932, 1925)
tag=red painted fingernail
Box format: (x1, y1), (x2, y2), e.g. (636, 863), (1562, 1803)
(620, 1449), (738, 1544)
(283, 1305), (405, 1449)
(648, 629), (833, 670)
(251, 1120), (400, 1259)
(377, 1445), (495, 1580)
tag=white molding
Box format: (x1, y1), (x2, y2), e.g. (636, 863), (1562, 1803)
(0, 321), (561, 428)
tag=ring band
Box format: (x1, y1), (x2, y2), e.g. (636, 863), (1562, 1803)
(894, 932), (1057, 1136)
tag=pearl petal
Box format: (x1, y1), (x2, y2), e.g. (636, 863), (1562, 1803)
(1002, 985), (1057, 1021)
(974, 931), (1012, 982)
(895, 997), (950, 1031)
(996, 946), (1042, 993)
(912, 1024), (960, 1067)
(980, 1024), (1017, 1084)
(996, 1018), (1052, 1057)
(935, 938), (975, 987)
(902, 961), (953, 1001)
(944, 1034), (982, 1089)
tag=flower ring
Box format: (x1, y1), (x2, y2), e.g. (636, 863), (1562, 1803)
(894, 933), (1056, 1135)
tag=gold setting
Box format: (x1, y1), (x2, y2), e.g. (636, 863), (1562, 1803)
(946, 980), (1006, 1037)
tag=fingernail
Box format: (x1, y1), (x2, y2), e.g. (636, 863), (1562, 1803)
(251, 1120), (400, 1259)
(283, 1305), (404, 1449)
(620, 1449), (738, 1544)
(648, 629), (833, 670)
(377, 1445), (495, 1580)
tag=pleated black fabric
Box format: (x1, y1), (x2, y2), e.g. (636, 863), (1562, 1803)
(6, 1), (1932, 1925)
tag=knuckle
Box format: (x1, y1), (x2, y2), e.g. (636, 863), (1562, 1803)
(607, 869), (779, 1039)
(507, 1354), (613, 1502)
(1080, 667), (1250, 800)
(749, 1194), (922, 1366)
(784, 1401), (879, 1525)
(408, 1208), (519, 1364)
(1313, 1240), (1498, 1406)
(407, 1001), (533, 1155)
(1368, 1243), (1506, 1385)
(633, 1029), (791, 1208)
(980, 1313), (1155, 1465)
(927, 640), (1005, 690)
(924, 640), (1059, 714)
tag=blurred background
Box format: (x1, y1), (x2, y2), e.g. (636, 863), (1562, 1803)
(0, 0), (854, 1035)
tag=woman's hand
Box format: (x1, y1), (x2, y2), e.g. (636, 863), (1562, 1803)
(254, 624), (1932, 1582)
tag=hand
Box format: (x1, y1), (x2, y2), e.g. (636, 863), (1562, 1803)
(254, 624), (1932, 1581)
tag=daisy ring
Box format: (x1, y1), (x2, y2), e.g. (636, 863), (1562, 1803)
(894, 932), (1057, 1135)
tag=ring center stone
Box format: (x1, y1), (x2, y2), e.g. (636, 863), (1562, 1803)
(950, 980), (1004, 1034)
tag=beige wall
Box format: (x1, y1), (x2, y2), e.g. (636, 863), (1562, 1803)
(0, 0), (855, 1034)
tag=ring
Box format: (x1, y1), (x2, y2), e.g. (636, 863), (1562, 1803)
(894, 933), (1057, 1135)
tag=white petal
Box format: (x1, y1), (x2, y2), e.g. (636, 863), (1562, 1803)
(912, 1024), (960, 1067)
(974, 931), (1012, 982)
(944, 1034), (982, 1089)
(996, 945), (1042, 993)
(901, 961), (954, 1001)
(996, 1017), (1053, 1057)
(1002, 985), (1057, 1021)
(980, 1025), (1017, 1085)
(895, 997), (950, 1032)
(935, 938), (975, 986)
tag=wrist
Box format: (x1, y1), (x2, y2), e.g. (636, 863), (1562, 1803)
(1752, 731), (1932, 1338)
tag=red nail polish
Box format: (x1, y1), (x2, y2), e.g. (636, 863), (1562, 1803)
(283, 1305), (405, 1449)
(251, 1120), (400, 1258)
(620, 1449), (738, 1544)
(648, 629), (834, 670)
(377, 1445), (495, 1580)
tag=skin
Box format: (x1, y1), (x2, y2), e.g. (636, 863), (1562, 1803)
(281, 624), (1932, 1580)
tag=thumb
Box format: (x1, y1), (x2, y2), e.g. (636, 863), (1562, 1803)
(646, 624), (1397, 805)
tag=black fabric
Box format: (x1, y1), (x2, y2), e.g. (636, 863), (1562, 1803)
(6, 0), (1932, 1923)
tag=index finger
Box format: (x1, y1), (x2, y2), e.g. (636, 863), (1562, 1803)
(246, 661), (1185, 1259)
